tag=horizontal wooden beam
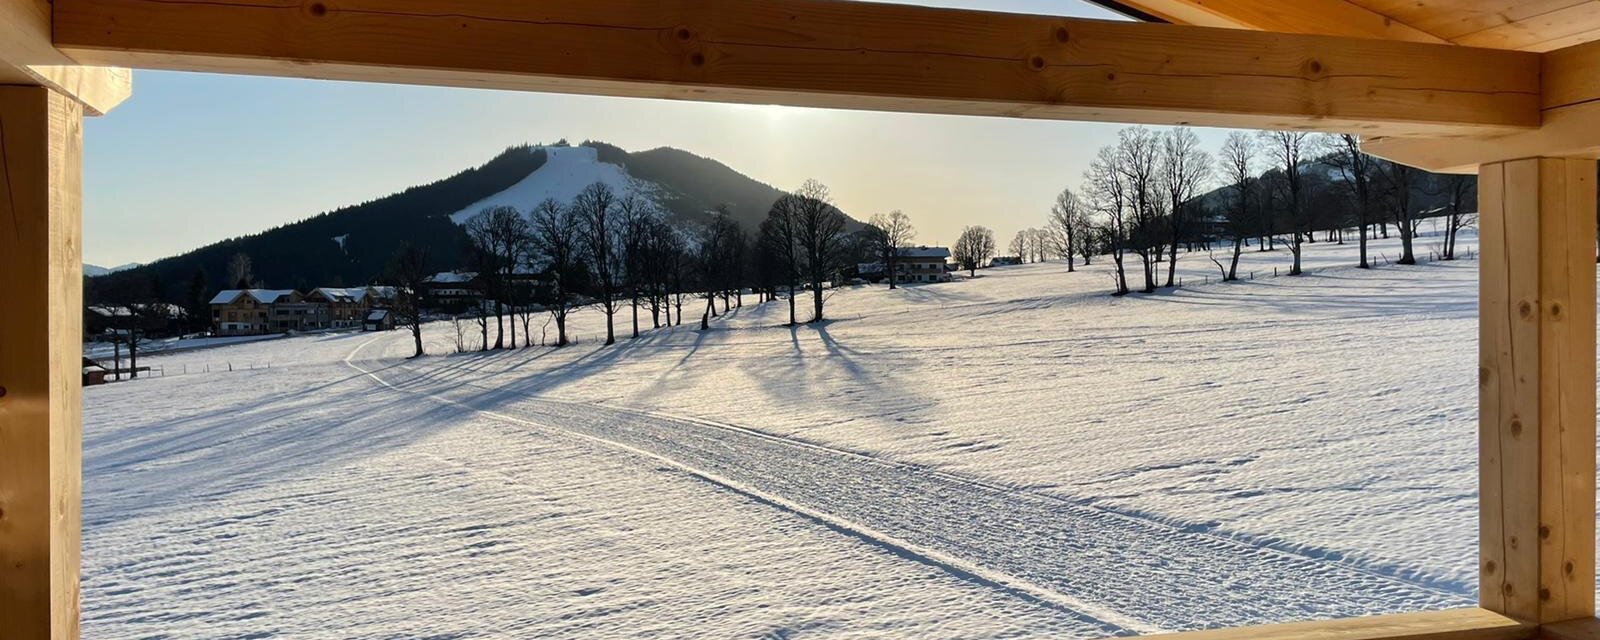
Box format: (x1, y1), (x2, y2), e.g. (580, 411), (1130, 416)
(1130, 608), (1533, 640)
(1365, 40), (1600, 173)
(1087, 0), (1448, 44)
(0, 0), (129, 116)
(50, 0), (1541, 136)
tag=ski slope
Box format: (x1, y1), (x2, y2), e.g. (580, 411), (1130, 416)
(84, 228), (1522, 638)
(448, 146), (651, 224)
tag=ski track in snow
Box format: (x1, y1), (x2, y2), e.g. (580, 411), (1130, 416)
(350, 339), (1472, 635)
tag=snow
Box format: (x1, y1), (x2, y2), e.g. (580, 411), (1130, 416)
(424, 270), (476, 284)
(900, 246), (952, 259)
(448, 146), (654, 224)
(208, 289), (297, 305)
(84, 224), (1517, 637)
(331, 234), (349, 251)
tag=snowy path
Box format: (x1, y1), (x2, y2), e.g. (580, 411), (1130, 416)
(356, 339), (1473, 635)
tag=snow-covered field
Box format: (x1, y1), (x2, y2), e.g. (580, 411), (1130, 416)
(84, 228), (1518, 638)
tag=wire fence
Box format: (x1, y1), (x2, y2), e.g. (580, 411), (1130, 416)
(1173, 247), (1478, 289)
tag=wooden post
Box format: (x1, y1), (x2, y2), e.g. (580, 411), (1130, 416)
(1478, 157), (1597, 624)
(0, 85), (85, 639)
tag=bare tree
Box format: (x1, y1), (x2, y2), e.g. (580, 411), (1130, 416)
(464, 205), (527, 349)
(529, 198), (582, 347)
(1159, 126), (1213, 287)
(1008, 230), (1028, 263)
(1116, 127), (1162, 292)
(226, 252), (255, 289)
(760, 194), (804, 325)
(953, 225), (996, 276)
(385, 242), (430, 358)
(618, 192), (659, 339)
(793, 179), (847, 323)
(1436, 174), (1477, 260)
(1259, 130), (1312, 275)
(1215, 132), (1257, 281)
(1376, 159), (1420, 264)
(696, 208), (740, 329)
(574, 182), (622, 345)
(1327, 134), (1377, 268)
(1087, 146), (1131, 294)
(867, 210), (916, 289)
(1049, 187), (1088, 272)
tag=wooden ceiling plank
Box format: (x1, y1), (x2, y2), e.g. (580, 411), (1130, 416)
(1452, 2), (1600, 51)
(1092, 0), (1446, 42)
(50, 0), (1540, 137)
(1348, 0), (1592, 42)
(0, 0), (130, 116)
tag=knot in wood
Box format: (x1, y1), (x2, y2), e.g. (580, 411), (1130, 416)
(1054, 27), (1070, 43)
(1029, 56), (1046, 71)
(1519, 300), (1534, 319)
(308, 2), (327, 17)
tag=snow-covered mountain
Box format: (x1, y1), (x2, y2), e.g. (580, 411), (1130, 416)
(450, 145), (650, 224)
(84, 262), (142, 277)
(100, 141), (845, 302)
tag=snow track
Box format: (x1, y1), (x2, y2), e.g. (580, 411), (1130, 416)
(348, 339), (1472, 635)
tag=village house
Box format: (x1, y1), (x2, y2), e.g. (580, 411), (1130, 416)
(209, 289), (299, 336)
(212, 286), (398, 335)
(421, 271), (482, 313)
(307, 286), (398, 330)
(895, 247), (953, 284)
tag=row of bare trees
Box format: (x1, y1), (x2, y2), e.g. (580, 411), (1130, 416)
(1041, 126), (1478, 295)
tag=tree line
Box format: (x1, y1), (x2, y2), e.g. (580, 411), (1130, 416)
(1030, 126), (1479, 295)
(385, 178), (877, 358)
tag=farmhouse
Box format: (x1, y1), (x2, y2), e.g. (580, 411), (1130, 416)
(896, 247), (953, 284)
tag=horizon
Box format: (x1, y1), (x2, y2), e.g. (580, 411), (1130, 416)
(81, 0), (1236, 268)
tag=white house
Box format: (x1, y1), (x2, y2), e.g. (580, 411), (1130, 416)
(895, 247), (953, 284)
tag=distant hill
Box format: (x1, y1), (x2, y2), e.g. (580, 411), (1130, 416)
(99, 141), (852, 302)
(84, 262), (141, 277)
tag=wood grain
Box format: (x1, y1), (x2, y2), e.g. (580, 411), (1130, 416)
(0, 0), (130, 115)
(0, 85), (84, 639)
(1131, 608), (1533, 639)
(1477, 157), (1597, 624)
(50, 0), (1541, 136)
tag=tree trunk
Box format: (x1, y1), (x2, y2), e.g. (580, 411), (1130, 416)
(811, 283), (824, 323)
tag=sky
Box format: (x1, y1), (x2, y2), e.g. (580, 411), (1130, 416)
(82, 0), (1238, 267)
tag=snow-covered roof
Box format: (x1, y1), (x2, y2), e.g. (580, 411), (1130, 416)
(898, 246), (951, 259)
(366, 309), (390, 321)
(424, 271), (477, 284)
(209, 289), (298, 305)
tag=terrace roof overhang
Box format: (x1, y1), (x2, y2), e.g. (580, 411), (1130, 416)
(1, 1), (1598, 639)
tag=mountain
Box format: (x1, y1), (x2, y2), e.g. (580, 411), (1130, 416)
(84, 262), (141, 277)
(98, 141), (844, 303)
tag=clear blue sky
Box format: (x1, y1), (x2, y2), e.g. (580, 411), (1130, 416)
(82, 0), (1234, 267)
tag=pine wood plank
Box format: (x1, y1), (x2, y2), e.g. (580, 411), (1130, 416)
(0, 85), (85, 640)
(1477, 157), (1598, 625)
(0, 0), (130, 115)
(49, 0), (1540, 137)
(1131, 608), (1533, 639)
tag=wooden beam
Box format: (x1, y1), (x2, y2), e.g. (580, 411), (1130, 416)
(0, 85), (85, 640)
(1086, 0), (1448, 43)
(1365, 40), (1600, 173)
(1129, 608), (1533, 640)
(1478, 157), (1597, 625)
(0, 0), (130, 116)
(50, 0), (1540, 137)
(1543, 617), (1600, 640)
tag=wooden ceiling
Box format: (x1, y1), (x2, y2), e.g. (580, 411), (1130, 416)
(1094, 0), (1600, 52)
